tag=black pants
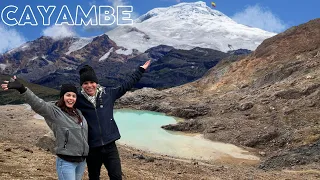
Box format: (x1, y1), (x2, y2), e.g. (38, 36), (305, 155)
(87, 142), (122, 180)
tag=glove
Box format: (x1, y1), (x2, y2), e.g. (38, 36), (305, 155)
(7, 78), (27, 94)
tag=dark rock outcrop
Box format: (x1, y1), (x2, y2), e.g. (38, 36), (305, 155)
(259, 140), (320, 170)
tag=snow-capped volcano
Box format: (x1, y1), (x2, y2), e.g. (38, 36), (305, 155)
(106, 1), (276, 53)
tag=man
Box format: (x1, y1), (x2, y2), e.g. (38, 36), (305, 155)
(75, 60), (151, 180)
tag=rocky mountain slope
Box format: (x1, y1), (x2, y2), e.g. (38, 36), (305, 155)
(0, 35), (249, 89)
(0, 1), (270, 90)
(116, 18), (320, 169)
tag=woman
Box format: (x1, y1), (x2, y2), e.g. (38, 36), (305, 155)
(1, 76), (89, 180)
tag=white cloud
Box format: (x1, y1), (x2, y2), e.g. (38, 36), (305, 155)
(42, 25), (77, 39)
(108, 0), (127, 7)
(160, 0), (182, 2)
(232, 4), (287, 33)
(89, 0), (97, 6)
(0, 25), (26, 54)
(84, 0), (139, 32)
(106, 0), (139, 24)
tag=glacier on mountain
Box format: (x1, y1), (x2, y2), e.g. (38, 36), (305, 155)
(106, 1), (276, 53)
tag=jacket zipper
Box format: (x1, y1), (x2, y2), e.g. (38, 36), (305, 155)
(95, 108), (104, 145)
(83, 92), (104, 146)
(94, 92), (104, 146)
(81, 125), (86, 156)
(63, 130), (69, 149)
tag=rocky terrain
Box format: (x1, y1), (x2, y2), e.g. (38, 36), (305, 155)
(116, 18), (320, 170)
(1, 105), (319, 180)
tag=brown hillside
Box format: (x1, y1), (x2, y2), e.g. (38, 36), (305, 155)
(195, 18), (320, 92)
(118, 18), (320, 170)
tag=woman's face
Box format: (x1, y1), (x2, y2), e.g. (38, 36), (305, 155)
(63, 92), (77, 108)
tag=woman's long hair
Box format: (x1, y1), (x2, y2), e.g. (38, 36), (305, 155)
(55, 97), (83, 124)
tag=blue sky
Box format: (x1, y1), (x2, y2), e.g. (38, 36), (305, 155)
(0, 0), (319, 53)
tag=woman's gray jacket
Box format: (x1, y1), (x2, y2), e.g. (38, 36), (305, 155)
(22, 88), (89, 157)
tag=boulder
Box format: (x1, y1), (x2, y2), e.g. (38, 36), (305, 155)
(36, 131), (55, 154)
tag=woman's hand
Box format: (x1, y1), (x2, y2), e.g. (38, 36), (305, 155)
(1, 76), (26, 93)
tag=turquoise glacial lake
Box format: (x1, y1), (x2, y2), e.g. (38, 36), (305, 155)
(28, 104), (259, 161)
(114, 109), (259, 161)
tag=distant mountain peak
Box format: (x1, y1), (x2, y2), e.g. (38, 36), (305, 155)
(167, 1), (226, 17)
(137, 1), (228, 23)
(106, 1), (275, 53)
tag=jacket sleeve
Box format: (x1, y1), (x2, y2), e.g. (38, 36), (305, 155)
(111, 67), (144, 100)
(21, 88), (58, 122)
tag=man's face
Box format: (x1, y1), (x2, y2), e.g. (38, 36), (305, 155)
(82, 81), (97, 96)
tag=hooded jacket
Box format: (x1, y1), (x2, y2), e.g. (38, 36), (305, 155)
(22, 88), (89, 157)
(75, 67), (144, 148)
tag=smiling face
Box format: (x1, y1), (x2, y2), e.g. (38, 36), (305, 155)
(82, 81), (97, 96)
(63, 92), (77, 108)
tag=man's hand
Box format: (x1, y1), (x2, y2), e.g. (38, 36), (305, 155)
(140, 60), (151, 70)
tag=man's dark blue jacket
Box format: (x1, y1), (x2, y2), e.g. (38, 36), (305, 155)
(75, 67), (144, 148)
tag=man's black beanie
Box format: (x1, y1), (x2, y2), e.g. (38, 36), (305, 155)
(79, 65), (98, 85)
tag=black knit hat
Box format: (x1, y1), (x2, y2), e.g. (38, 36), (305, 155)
(79, 65), (98, 85)
(60, 84), (77, 98)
